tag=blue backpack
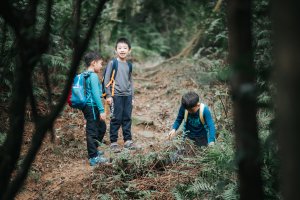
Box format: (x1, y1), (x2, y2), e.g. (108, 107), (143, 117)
(67, 71), (92, 110)
(101, 58), (132, 98)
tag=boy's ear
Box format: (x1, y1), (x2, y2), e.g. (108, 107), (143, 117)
(90, 60), (96, 66)
(197, 102), (200, 107)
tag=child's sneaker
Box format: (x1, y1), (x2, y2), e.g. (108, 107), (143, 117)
(124, 140), (136, 150)
(89, 156), (109, 166)
(110, 142), (121, 153)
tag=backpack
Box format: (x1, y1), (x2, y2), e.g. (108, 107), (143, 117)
(184, 103), (206, 125)
(101, 58), (132, 98)
(67, 71), (91, 110)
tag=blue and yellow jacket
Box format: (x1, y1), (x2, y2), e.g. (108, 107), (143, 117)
(172, 104), (216, 143)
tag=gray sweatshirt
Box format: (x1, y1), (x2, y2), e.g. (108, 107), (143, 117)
(104, 59), (133, 97)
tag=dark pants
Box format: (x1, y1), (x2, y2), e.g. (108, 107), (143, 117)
(187, 135), (208, 147)
(110, 95), (132, 143)
(82, 106), (106, 158)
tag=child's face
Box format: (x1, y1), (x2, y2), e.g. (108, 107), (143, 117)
(92, 59), (103, 73)
(186, 103), (200, 114)
(115, 42), (131, 60)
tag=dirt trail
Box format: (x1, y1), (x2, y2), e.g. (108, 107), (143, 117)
(16, 58), (228, 199)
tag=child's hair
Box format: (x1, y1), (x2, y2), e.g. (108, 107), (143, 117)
(182, 91), (199, 109)
(84, 51), (102, 67)
(115, 37), (131, 49)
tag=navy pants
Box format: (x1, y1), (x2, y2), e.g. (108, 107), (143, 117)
(110, 95), (132, 143)
(82, 106), (106, 158)
(185, 135), (208, 147)
(192, 136), (208, 147)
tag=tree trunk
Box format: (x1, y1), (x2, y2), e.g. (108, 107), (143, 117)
(0, 0), (108, 198)
(227, 0), (263, 199)
(273, 1), (300, 199)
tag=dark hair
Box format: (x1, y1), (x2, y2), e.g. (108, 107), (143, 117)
(115, 37), (131, 49)
(182, 91), (199, 109)
(84, 51), (102, 67)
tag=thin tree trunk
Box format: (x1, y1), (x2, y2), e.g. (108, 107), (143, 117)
(273, 1), (300, 199)
(227, 0), (263, 199)
(0, 0), (108, 198)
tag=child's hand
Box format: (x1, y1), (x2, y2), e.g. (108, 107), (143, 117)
(106, 97), (113, 105)
(132, 99), (135, 105)
(168, 129), (176, 140)
(100, 113), (106, 121)
(208, 142), (215, 146)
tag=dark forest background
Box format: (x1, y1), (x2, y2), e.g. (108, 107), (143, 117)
(1, 0), (300, 199)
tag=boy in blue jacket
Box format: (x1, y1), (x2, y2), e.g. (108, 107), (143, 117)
(82, 52), (108, 166)
(168, 91), (216, 147)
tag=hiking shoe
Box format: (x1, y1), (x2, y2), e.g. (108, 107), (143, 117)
(110, 142), (121, 153)
(124, 140), (136, 150)
(89, 156), (109, 166)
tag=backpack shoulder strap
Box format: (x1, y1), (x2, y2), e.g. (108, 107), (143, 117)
(105, 59), (118, 88)
(184, 109), (188, 123)
(127, 61), (132, 75)
(199, 103), (205, 125)
(112, 58), (119, 77)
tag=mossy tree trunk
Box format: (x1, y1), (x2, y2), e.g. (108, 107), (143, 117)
(227, 0), (263, 199)
(0, 0), (108, 199)
(273, 1), (300, 199)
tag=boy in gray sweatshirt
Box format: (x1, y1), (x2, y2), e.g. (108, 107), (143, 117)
(104, 38), (135, 152)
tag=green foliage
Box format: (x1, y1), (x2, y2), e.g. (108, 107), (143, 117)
(0, 132), (7, 146)
(110, 0), (215, 57)
(172, 130), (237, 199)
(172, 124), (280, 199)
(253, 0), (273, 108)
(258, 110), (281, 200)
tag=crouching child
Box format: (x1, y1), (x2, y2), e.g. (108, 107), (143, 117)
(168, 91), (216, 147)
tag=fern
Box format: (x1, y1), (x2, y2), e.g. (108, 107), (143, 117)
(98, 194), (112, 200)
(220, 184), (238, 200)
(187, 178), (215, 193)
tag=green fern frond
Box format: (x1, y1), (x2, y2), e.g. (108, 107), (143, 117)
(187, 178), (215, 193)
(220, 184), (238, 200)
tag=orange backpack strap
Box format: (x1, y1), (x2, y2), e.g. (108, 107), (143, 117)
(104, 59), (118, 97)
(105, 69), (115, 88)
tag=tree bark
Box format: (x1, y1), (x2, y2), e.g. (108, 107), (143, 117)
(227, 0), (263, 199)
(0, 0), (108, 199)
(273, 1), (300, 199)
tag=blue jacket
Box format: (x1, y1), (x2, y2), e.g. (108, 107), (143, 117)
(172, 104), (216, 143)
(85, 72), (105, 113)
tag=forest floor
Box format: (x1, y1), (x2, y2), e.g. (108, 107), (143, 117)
(16, 57), (230, 200)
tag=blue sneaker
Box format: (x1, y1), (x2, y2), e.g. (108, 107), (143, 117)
(89, 156), (109, 166)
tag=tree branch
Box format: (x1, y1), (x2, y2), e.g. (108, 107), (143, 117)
(74, 0), (83, 44)
(0, 0), (21, 35)
(4, 117), (48, 199)
(24, 0), (40, 28)
(49, 0), (108, 122)
(0, 1), (109, 198)
(28, 79), (39, 122)
(0, 64), (30, 200)
(37, 0), (53, 54)
(41, 63), (53, 108)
